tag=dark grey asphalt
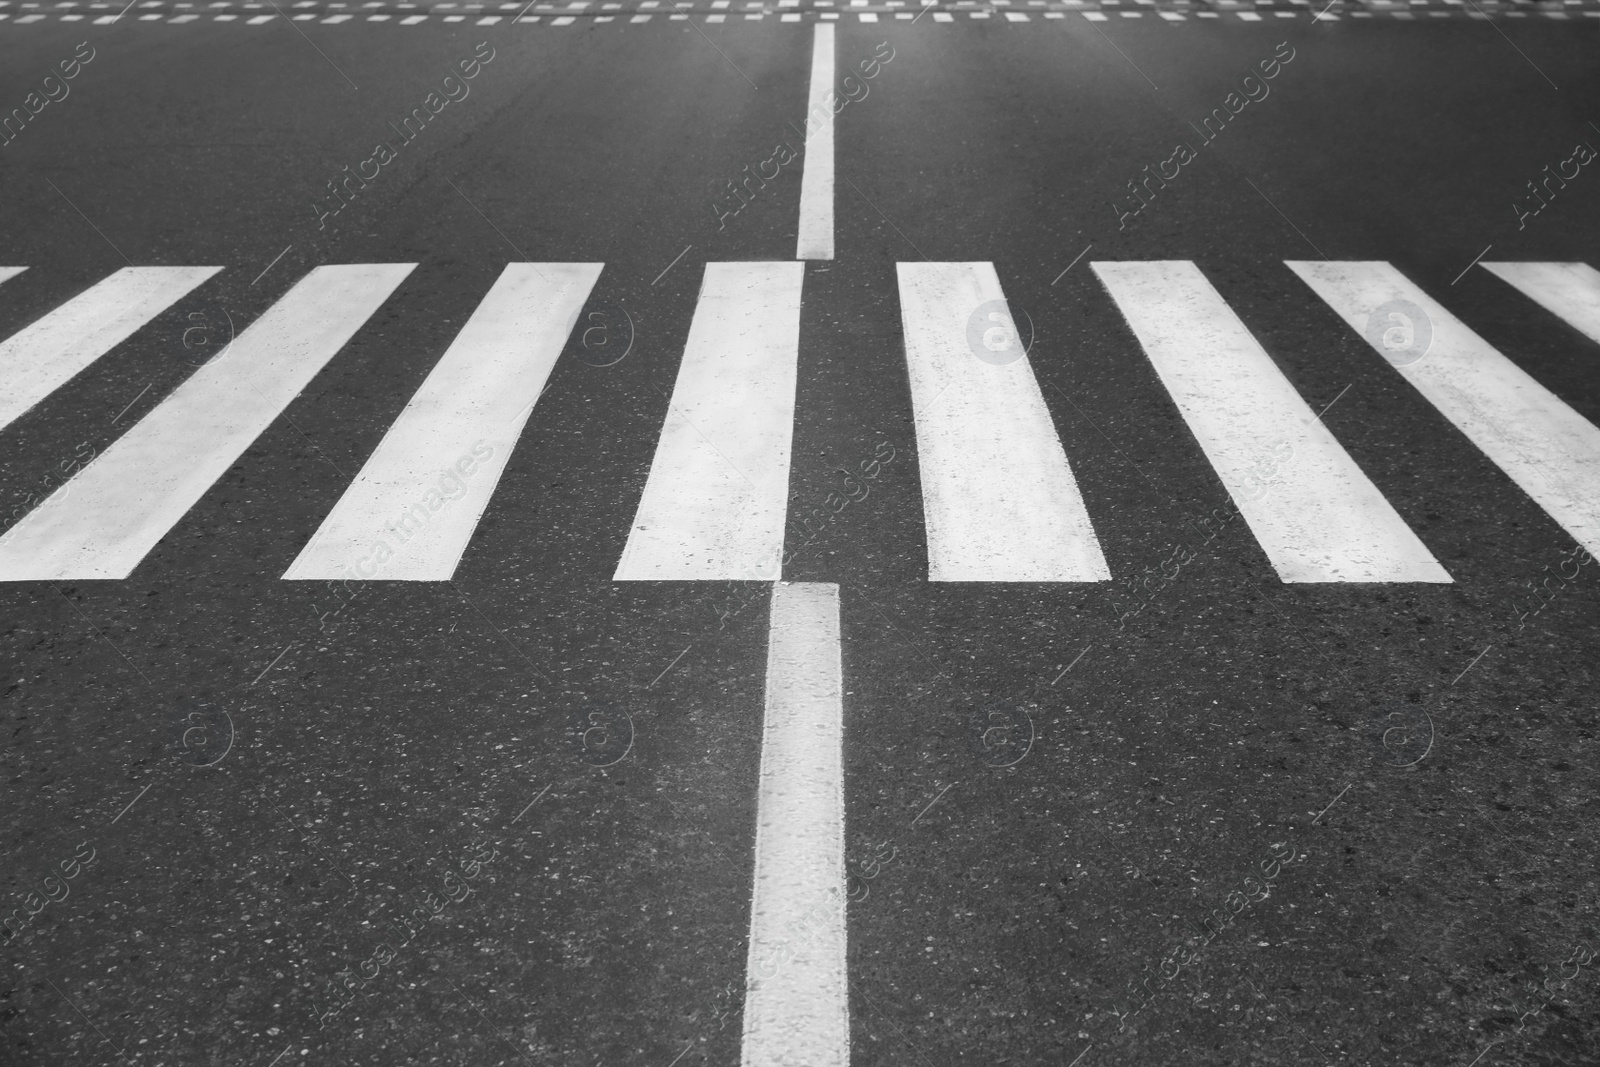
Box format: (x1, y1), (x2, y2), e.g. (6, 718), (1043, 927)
(2, 9), (1599, 1067)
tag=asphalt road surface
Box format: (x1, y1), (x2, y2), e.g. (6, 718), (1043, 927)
(3, 4), (1600, 1066)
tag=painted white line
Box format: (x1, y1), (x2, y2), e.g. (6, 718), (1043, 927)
(1093, 261), (1449, 583)
(0, 266), (220, 434)
(1480, 262), (1600, 346)
(0, 265), (414, 581)
(284, 264), (602, 582)
(614, 262), (804, 581)
(1289, 260), (1600, 558)
(796, 22), (835, 261)
(742, 580), (848, 1067)
(0, 267), (26, 287)
(896, 261), (1110, 582)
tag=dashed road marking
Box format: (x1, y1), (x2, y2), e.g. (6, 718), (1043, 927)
(741, 581), (848, 1067)
(796, 22), (835, 261)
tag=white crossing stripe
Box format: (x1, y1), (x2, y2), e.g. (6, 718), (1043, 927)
(0, 265), (414, 581)
(0, 267), (25, 287)
(0, 266), (220, 434)
(284, 264), (602, 582)
(796, 23), (835, 261)
(613, 262), (804, 581)
(1093, 261), (1449, 583)
(1480, 262), (1600, 346)
(742, 581), (848, 1067)
(896, 261), (1110, 582)
(1289, 260), (1600, 557)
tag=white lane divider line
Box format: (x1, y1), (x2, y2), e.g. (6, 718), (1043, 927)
(613, 261), (804, 581)
(283, 263), (602, 582)
(896, 261), (1110, 582)
(1093, 260), (1450, 583)
(0, 264), (415, 581)
(795, 22), (835, 261)
(0, 266), (221, 434)
(1289, 259), (1600, 558)
(1480, 261), (1600, 346)
(742, 580), (848, 1067)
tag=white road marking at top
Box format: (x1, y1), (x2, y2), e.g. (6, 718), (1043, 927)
(742, 581), (848, 1067)
(0, 266), (220, 433)
(897, 261), (1111, 582)
(1093, 260), (1449, 583)
(0, 264), (415, 581)
(1289, 260), (1600, 557)
(614, 262), (804, 581)
(284, 263), (603, 582)
(1480, 262), (1600, 346)
(796, 22), (836, 260)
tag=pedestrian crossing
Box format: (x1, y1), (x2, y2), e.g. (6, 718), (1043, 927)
(0, 265), (413, 580)
(613, 262), (805, 581)
(0, 266), (219, 434)
(284, 263), (601, 582)
(0, 257), (1597, 584)
(1288, 260), (1600, 565)
(1094, 260), (1450, 584)
(898, 261), (1109, 582)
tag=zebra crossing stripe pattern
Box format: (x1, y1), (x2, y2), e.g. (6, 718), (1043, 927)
(1288, 260), (1600, 559)
(0, 266), (221, 434)
(283, 263), (602, 582)
(897, 261), (1110, 582)
(2, 259), (1597, 584)
(742, 580), (848, 1067)
(613, 261), (805, 581)
(1480, 261), (1600, 348)
(0, 264), (415, 581)
(1093, 260), (1450, 583)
